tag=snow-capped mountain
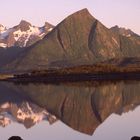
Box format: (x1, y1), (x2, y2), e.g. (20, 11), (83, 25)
(0, 20), (54, 48)
(0, 101), (57, 128)
(110, 25), (140, 38)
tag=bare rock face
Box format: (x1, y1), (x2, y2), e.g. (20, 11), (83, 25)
(6, 32), (16, 47)
(14, 20), (31, 32)
(43, 22), (54, 32)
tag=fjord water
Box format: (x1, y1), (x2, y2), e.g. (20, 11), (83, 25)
(0, 81), (140, 140)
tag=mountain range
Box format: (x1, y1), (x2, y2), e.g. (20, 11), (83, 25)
(1, 81), (140, 135)
(0, 20), (53, 48)
(0, 8), (140, 73)
(0, 101), (57, 128)
(0, 82), (57, 128)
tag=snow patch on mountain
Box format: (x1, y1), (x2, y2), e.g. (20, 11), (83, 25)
(48, 28), (53, 32)
(0, 24), (6, 32)
(0, 43), (7, 48)
(13, 26), (43, 46)
(111, 25), (139, 38)
(0, 101), (57, 128)
(112, 37), (119, 47)
(0, 21), (54, 48)
(126, 34), (131, 37)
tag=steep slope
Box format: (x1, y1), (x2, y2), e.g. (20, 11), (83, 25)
(0, 47), (25, 67)
(1, 9), (124, 73)
(3, 81), (140, 135)
(0, 20), (54, 48)
(0, 21), (54, 68)
(1, 8), (140, 73)
(110, 26), (140, 57)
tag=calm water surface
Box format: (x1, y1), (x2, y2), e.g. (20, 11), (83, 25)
(0, 80), (140, 140)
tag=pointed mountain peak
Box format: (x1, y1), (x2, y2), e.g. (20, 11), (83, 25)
(74, 8), (90, 14)
(16, 20), (32, 31)
(19, 20), (31, 26)
(43, 22), (54, 32)
(44, 22), (54, 28)
(112, 25), (119, 29)
(69, 8), (93, 18)
(58, 8), (96, 26)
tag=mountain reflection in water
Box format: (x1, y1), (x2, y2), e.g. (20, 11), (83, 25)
(0, 80), (140, 136)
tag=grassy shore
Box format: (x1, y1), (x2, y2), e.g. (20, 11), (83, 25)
(0, 74), (14, 80)
(4, 64), (140, 83)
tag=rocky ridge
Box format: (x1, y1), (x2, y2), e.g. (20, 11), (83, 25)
(0, 20), (54, 48)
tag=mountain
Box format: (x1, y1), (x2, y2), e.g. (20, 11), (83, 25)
(0, 82), (57, 128)
(2, 81), (140, 135)
(0, 20), (54, 48)
(0, 101), (57, 128)
(1, 8), (140, 73)
(110, 25), (140, 38)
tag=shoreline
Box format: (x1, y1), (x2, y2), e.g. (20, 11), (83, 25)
(2, 72), (140, 83)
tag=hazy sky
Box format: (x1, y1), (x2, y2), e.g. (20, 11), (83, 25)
(0, 0), (140, 34)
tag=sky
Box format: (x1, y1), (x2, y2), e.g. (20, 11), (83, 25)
(0, 0), (140, 34)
